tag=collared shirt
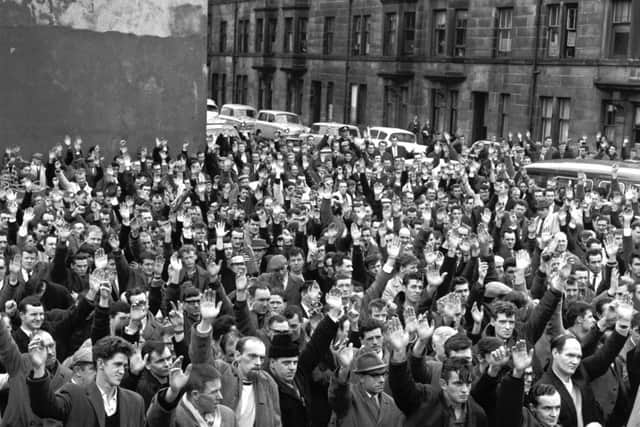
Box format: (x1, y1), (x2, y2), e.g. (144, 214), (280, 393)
(97, 384), (118, 417)
(443, 393), (466, 427)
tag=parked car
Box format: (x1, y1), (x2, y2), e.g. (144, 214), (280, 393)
(255, 110), (308, 139)
(216, 104), (257, 133)
(524, 159), (640, 192)
(300, 122), (363, 146)
(206, 121), (240, 141)
(368, 126), (427, 157)
(206, 99), (218, 124)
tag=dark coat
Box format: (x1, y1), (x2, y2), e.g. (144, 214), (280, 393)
(496, 373), (552, 427)
(271, 315), (338, 427)
(28, 378), (147, 427)
(389, 360), (487, 427)
(258, 272), (303, 308)
(535, 330), (628, 427)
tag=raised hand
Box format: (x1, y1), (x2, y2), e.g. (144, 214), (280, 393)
(336, 343), (357, 369)
(168, 301), (185, 333)
(387, 236), (402, 259)
(119, 205), (130, 222)
(415, 313), (434, 342)
(307, 235), (318, 254)
(604, 234), (619, 257)
(478, 261), (489, 283)
(200, 289), (222, 322)
(168, 357), (191, 394)
(350, 223), (362, 241)
(57, 222), (71, 241)
(386, 317), (410, 355)
(426, 266), (448, 287)
(28, 337), (48, 371)
(215, 221), (227, 239)
(128, 344), (148, 375)
(404, 306), (418, 335)
(235, 272), (248, 293)
(515, 250), (531, 271)
(22, 207), (35, 224)
(511, 340), (533, 372)
(488, 346), (510, 369)
(94, 248), (108, 269)
(471, 302), (484, 324)
(207, 259), (222, 278)
(170, 253), (183, 272)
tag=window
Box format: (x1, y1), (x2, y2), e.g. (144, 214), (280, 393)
(348, 84), (367, 124)
(603, 102), (622, 142)
(255, 18), (264, 53)
(495, 8), (513, 56)
(449, 91), (458, 133)
(219, 21), (228, 52)
(558, 98), (571, 143)
(218, 74), (227, 105)
(547, 5), (560, 56)
(284, 17), (293, 53)
(286, 75), (303, 114)
(235, 75), (248, 104)
(547, 4), (578, 58)
(323, 17), (335, 55)
(383, 13), (397, 56)
(383, 85), (408, 127)
(326, 82), (334, 120)
(258, 73), (273, 110)
(611, 0), (631, 56)
(351, 15), (370, 56)
(238, 19), (249, 53)
(540, 97), (553, 139)
(498, 94), (510, 138)
(266, 18), (277, 54)
(454, 10), (468, 56)
(352, 16), (362, 56)
(431, 89), (446, 133)
(296, 17), (308, 53)
(434, 10), (447, 56)
(403, 12), (416, 55)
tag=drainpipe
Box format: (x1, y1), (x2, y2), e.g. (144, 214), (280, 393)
(528, 0), (543, 134)
(343, 0), (353, 123)
(231, 0), (239, 102)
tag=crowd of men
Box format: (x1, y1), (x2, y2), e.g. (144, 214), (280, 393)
(0, 125), (638, 427)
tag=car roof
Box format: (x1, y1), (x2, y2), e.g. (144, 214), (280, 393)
(311, 122), (356, 127)
(258, 110), (298, 115)
(369, 127), (414, 135)
(220, 104), (256, 109)
(524, 159), (640, 180)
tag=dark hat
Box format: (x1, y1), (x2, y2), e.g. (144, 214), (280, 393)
(339, 126), (350, 132)
(353, 351), (387, 375)
(269, 334), (299, 359)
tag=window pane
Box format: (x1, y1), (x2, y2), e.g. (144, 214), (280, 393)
(613, 0), (631, 23)
(434, 10), (447, 55)
(455, 10), (467, 56)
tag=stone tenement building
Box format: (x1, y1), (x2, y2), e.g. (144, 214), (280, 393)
(208, 0), (640, 144)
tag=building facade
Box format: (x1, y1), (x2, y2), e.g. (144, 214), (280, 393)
(208, 0), (640, 145)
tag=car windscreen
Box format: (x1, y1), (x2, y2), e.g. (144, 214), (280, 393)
(391, 133), (416, 143)
(238, 109), (256, 118)
(275, 114), (300, 124)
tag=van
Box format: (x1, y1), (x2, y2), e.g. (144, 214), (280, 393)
(523, 159), (640, 193)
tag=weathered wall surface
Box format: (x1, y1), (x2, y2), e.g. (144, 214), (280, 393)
(0, 0), (208, 159)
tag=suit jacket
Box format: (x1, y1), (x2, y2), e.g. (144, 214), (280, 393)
(535, 330), (628, 427)
(28, 377), (150, 427)
(329, 374), (404, 427)
(385, 146), (409, 160)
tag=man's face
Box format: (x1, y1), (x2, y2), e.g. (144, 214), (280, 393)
(289, 254), (304, 274)
(37, 332), (57, 368)
(337, 259), (353, 276)
(453, 283), (470, 302)
(405, 279), (424, 304)
(336, 279), (353, 296)
(360, 371), (386, 394)
(192, 379), (223, 416)
(288, 314), (302, 341)
(440, 371), (471, 405)
(87, 231), (102, 246)
(503, 232), (516, 249)
(630, 258), (640, 277)
(553, 338), (582, 377)
(565, 282), (580, 302)
(587, 254), (602, 274)
(21, 305), (45, 332)
(147, 346), (173, 379)
(269, 295), (285, 314)
(237, 340), (266, 378)
(362, 328), (383, 353)
(271, 356), (298, 383)
(74, 363), (97, 386)
(531, 392), (561, 427)
(21, 251), (36, 271)
(252, 289), (271, 315)
(223, 243), (233, 260)
(181, 250), (197, 269)
(491, 313), (516, 340)
(578, 310), (595, 331)
(0, 235), (7, 252)
(98, 353), (128, 387)
(231, 231), (244, 248)
(44, 236), (57, 257)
